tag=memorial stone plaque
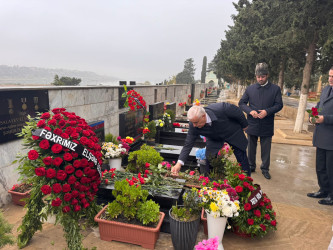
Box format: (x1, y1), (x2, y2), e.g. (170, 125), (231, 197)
(149, 102), (164, 121)
(88, 120), (105, 143)
(129, 81), (136, 85)
(166, 102), (176, 114)
(119, 109), (144, 140)
(0, 90), (49, 143)
(119, 81), (127, 85)
(118, 86), (133, 109)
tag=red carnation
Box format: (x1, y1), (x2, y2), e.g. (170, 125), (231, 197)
(52, 108), (62, 114)
(83, 203), (90, 208)
(271, 220), (277, 226)
(64, 193), (72, 202)
(58, 120), (66, 128)
(43, 156), (53, 165)
(39, 139), (50, 150)
(244, 203), (251, 211)
(260, 224), (266, 231)
(82, 130), (90, 137)
(61, 132), (69, 139)
(73, 160), (81, 168)
(259, 201), (265, 207)
(72, 190), (79, 198)
(65, 165), (75, 174)
(40, 112), (51, 119)
(264, 214), (271, 220)
(51, 197), (62, 207)
(53, 114), (62, 120)
(235, 186), (243, 193)
(68, 175), (77, 184)
(41, 185), (52, 195)
(74, 205), (81, 212)
(62, 184), (71, 193)
(46, 168), (56, 178)
(37, 119), (46, 128)
(254, 210), (261, 218)
(71, 199), (79, 205)
(238, 174), (245, 181)
(35, 167), (46, 176)
(71, 132), (79, 139)
(51, 144), (63, 154)
(145, 163), (150, 168)
(80, 137), (89, 145)
(72, 152), (79, 158)
(62, 206), (71, 213)
(28, 150), (39, 160)
(32, 135), (40, 140)
(63, 153), (73, 161)
(52, 157), (63, 167)
(53, 128), (62, 135)
(48, 119), (57, 126)
(56, 170), (67, 181)
(75, 170), (84, 178)
(44, 126), (51, 131)
(52, 183), (62, 193)
(247, 218), (254, 225)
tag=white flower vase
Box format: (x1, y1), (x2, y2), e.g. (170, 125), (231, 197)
(108, 158), (122, 171)
(206, 212), (227, 250)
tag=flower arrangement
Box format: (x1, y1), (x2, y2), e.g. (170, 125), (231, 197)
(199, 185), (240, 218)
(178, 102), (186, 107)
(195, 236), (218, 250)
(154, 119), (165, 128)
(194, 99), (200, 106)
(142, 127), (150, 135)
(118, 136), (135, 145)
(307, 107), (320, 123)
(15, 108), (102, 249)
(122, 85), (147, 111)
(101, 142), (127, 159)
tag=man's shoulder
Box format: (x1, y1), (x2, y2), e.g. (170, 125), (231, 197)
(268, 82), (281, 90)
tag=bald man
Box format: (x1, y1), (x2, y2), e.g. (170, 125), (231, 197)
(171, 103), (250, 176)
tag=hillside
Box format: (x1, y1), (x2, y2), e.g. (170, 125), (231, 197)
(0, 65), (119, 86)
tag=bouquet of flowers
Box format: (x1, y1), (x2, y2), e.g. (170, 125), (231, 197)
(199, 186), (240, 218)
(101, 142), (127, 159)
(178, 102), (186, 107)
(307, 107), (321, 123)
(195, 236), (218, 250)
(122, 85), (147, 111)
(194, 99), (200, 106)
(154, 119), (165, 128)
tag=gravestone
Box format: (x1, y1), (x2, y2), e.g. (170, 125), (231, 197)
(0, 90), (49, 143)
(119, 109), (144, 140)
(119, 81), (127, 85)
(149, 102), (164, 121)
(129, 81), (136, 85)
(166, 102), (176, 115)
(88, 120), (105, 143)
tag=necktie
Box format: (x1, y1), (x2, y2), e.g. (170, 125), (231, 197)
(328, 87), (333, 98)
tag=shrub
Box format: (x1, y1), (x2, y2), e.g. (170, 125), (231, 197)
(0, 210), (15, 248)
(104, 133), (119, 144)
(171, 188), (201, 222)
(146, 121), (157, 139)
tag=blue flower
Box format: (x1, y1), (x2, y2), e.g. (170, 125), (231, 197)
(196, 148), (206, 160)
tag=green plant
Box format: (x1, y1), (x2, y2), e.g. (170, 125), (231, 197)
(146, 121), (157, 139)
(104, 133), (119, 144)
(171, 188), (201, 222)
(127, 144), (163, 173)
(0, 209), (15, 248)
(165, 109), (175, 123)
(105, 180), (160, 226)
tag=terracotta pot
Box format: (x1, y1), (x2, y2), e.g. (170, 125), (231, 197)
(201, 209), (208, 236)
(8, 189), (31, 206)
(94, 205), (165, 249)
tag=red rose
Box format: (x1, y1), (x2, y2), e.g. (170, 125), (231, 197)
(37, 119), (46, 128)
(145, 163), (150, 168)
(61, 132), (69, 139)
(71, 199), (79, 205)
(73, 160), (81, 168)
(260, 224), (266, 231)
(247, 218), (254, 225)
(40, 112), (51, 119)
(75, 170), (84, 178)
(238, 174), (245, 181)
(271, 220), (277, 226)
(248, 185), (254, 191)
(48, 119), (57, 126)
(244, 203), (251, 211)
(62, 206), (71, 213)
(52, 183), (62, 193)
(53, 114), (62, 120)
(46, 168), (56, 178)
(69, 121), (77, 126)
(39, 139), (50, 150)
(63, 153), (73, 161)
(32, 135), (40, 140)
(68, 175), (77, 184)
(64, 193), (72, 202)
(52, 108), (61, 114)
(43, 156), (53, 165)
(72, 190), (79, 198)
(264, 214), (270, 220)
(311, 107), (319, 116)
(28, 150), (39, 160)
(51, 197), (62, 207)
(254, 210), (261, 218)
(35, 167), (46, 176)
(259, 201), (265, 207)
(243, 182), (250, 188)
(53, 128), (62, 135)
(44, 126), (51, 131)
(62, 184), (71, 193)
(41, 185), (52, 195)
(56, 170), (67, 181)
(71, 132), (79, 139)
(235, 186), (243, 193)
(58, 120), (66, 128)
(80, 137), (89, 145)
(82, 130), (90, 137)
(52, 157), (63, 167)
(74, 205), (81, 212)
(51, 144), (63, 154)
(65, 165), (75, 174)
(83, 203), (90, 208)
(71, 152), (79, 158)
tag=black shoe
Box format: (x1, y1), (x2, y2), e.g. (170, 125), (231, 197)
(318, 197), (333, 205)
(250, 167), (256, 172)
(262, 171), (271, 179)
(307, 191), (328, 198)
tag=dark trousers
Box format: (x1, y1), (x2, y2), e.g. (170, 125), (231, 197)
(229, 143), (251, 176)
(316, 147), (333, 198)
(248, 135), (272, 172)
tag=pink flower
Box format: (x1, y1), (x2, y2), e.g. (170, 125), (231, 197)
(189, 171), (195, 176)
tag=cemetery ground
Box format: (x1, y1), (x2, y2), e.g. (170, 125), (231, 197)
(3, 116), (333, 250)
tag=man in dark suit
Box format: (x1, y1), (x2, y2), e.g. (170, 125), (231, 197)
(239, 63), (283, 179)
(307, 66), (333, 206)
(171, 102), (251, 176)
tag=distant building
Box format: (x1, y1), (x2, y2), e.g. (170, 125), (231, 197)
(205, 70), (218, 85)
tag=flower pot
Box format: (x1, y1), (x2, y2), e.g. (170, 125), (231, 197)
(206, 211), (227, 250)
(145, 139), (156, 146)
(169, 207), (200, 250)
(94, 205), (165, 249)
(8, 189), (31, 206)
(108, 158), (122, 171)
(232, 225), (251, 238)
(201, 209), (208, 236)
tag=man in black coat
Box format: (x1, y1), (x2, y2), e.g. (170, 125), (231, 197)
(307, 66), (333, 206)
(238, 63), (283, 179)
(171, 102), (251, 176)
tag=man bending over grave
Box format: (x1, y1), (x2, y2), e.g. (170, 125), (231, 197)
(171, 103), (251, 176)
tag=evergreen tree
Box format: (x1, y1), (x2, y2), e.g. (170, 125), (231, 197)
(176, 58), (196, 84)
(201, 56), (207, 83)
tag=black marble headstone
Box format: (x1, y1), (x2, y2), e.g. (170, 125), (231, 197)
(166, 102), (176, 115)
(119, 81), (127, 85)
(129, 81), (136, 85)
(149, 102), (164, 121)
(88, 120), (105, 143)
(0, 90), (49, 144)
(119, 109), (144, 140)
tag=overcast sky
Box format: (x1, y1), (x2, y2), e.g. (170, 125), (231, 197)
(0, 0), (237, 83)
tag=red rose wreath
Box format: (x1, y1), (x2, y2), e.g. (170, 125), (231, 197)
(16, 108), (102, 249)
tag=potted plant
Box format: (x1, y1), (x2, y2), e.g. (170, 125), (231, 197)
(169, 188), (202, 250)
(94, 179), (165, 249)
(143, 121), (157, 145)
(101, 142), (128, 171)
(8, 183), (32, 206)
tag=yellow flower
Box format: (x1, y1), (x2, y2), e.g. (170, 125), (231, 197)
(210, 202), (218, 212)
(160, 123), (163, 127)
(235, 202), (240, 210)
(222, 190), (228, 195)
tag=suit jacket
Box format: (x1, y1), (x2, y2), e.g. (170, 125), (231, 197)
(238, 82), (283, 136)
(313, 86), (333, 150)
(178, 102), (248, 163)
